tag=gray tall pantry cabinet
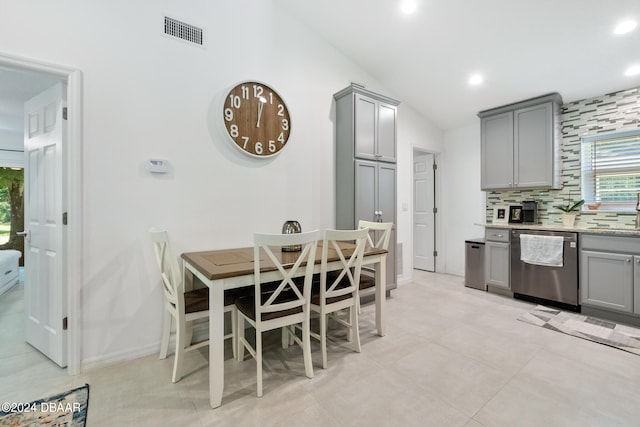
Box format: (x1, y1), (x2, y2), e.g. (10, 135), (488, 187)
(334, 84), (400, 292)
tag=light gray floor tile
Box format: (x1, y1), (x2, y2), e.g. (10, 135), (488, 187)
(3, 271), (640, 426)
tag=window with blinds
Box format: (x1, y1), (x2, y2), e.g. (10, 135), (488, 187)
(581, 128), (640, 210)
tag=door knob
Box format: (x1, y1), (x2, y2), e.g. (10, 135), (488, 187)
(17, 230), (30, 242)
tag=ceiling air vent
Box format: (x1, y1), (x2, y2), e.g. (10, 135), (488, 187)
(164, 16), (204, 47)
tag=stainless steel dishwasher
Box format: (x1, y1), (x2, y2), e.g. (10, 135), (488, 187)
(510, 229), (579, 310)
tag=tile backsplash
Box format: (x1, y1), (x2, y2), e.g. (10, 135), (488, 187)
(486, 86), (640, 228)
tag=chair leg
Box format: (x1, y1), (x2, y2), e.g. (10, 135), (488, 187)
(320, 312), (328, 369)
(172, 317), (187, 383)
(230, 307), (237, 360)
(185, 322), (194, 348)
(302, 316), (314, 379)
(236, 311), (245, 362)
(351, 305), (361, 353)
(346, 308), (354, 343)
(159, 309), (171, 360)
(281, 327), (289, 349)
(256, 329), (263, 398)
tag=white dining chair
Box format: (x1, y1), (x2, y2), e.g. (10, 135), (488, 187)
(149, 229), (236, 383)
(235, 229), (320, 397)
(357, 220), (393, 311)
(309, 228), (368, 369)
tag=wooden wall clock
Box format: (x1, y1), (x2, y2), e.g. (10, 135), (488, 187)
(222, 81), (291, 157)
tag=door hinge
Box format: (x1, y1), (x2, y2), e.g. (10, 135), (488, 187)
(62, 212), (68, 225)
(433, 207), (438, 214)
(63, 317), (68, 330)
(433, 250), (438, 257)
(63, 107), (68, 120)
(433, 162), (438, 171)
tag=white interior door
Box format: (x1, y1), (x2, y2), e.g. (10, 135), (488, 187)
(23, 82), (67, 367)
(413, 153), (435, 271)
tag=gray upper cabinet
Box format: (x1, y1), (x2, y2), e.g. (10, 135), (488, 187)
(336, 84), (399, 164)
(334, 84), (400, 291)
(481, 111), (513, 189)
(479, 93), (562, 191)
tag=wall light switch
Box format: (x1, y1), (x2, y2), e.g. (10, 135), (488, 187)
(148, 158), (169, 173)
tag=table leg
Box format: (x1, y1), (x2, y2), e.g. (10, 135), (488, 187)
(375, 254), (386, 336)
(209, 280), (224, 408)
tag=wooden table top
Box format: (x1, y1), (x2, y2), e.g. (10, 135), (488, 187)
(182, 242), (386, 281)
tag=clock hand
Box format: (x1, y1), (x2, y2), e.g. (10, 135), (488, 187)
(256, 97), (266, 128)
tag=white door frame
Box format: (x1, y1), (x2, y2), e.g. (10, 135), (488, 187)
(0, 52), (82, 375)
(412, 147), (444, 273)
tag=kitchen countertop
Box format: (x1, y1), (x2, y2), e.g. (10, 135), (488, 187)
(479, 223), (640, 236)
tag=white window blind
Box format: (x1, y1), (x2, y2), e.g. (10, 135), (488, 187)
(581, 129), (640, 209)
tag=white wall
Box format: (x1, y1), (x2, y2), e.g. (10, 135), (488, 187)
(442, 123), (486, 276)
(0, 0), (446, 364)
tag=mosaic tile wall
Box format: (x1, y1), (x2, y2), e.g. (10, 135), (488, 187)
(486, 86), (640, 228)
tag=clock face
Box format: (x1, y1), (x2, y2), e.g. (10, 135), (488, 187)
(222, 81), (291, 157)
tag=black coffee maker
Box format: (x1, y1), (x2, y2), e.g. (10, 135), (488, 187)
(522, 201), (538, 224)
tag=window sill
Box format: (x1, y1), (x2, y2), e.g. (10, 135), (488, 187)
(581, 208), (636, 214)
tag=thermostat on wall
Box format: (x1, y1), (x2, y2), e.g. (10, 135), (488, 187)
(148, 158), (169, 173)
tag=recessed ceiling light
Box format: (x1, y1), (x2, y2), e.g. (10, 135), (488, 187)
(401, 0), (417, 14)
(468, 74), (484, 86)
(624, 65), (640, 76)
(614, 20), (637, 35)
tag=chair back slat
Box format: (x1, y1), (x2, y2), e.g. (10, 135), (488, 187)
(254, 230), (320, 319)
(320, 228), (369, 302)
(150, 229), (183, 306)
(358, 220), (393, 250)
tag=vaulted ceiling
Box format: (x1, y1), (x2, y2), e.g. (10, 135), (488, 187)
(2, 2), (640, 135)
(277, 0), (640, 130)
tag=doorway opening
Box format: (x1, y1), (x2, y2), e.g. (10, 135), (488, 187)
(413, 149), (438, 272)
(0, 168), (24, 254)
(0, 53), (82, 375)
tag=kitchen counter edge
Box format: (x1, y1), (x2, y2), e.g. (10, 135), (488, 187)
(477, 223), (640, 236)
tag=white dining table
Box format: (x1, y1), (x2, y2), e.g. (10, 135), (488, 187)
(181, 241), (387, 408)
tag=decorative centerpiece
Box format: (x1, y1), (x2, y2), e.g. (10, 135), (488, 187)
(554, 199), (584, 227)
(281, 220), (302, 251)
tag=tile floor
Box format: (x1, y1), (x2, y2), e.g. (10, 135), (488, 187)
(2, 270), (640, 426)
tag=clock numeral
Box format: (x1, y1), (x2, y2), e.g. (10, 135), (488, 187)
(281, 119), (289, 131)
(268, 140), (276, 153)
(241, 136), (249, 148)
(230, 124), (239, 138)
(278, 132), (285, 143)
(241, 85), (249, 99)
(229, 95), (241, 109)
(255, 141), (263, 155)
(269, 92), (274, 104)
(224, 108), (234, 122)
(277, 104), (285, 116)
(253, 85), (263, 98)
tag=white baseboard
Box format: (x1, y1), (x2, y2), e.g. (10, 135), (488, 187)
(81, 343), (159, 372)
(80, 321), (210, 372)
